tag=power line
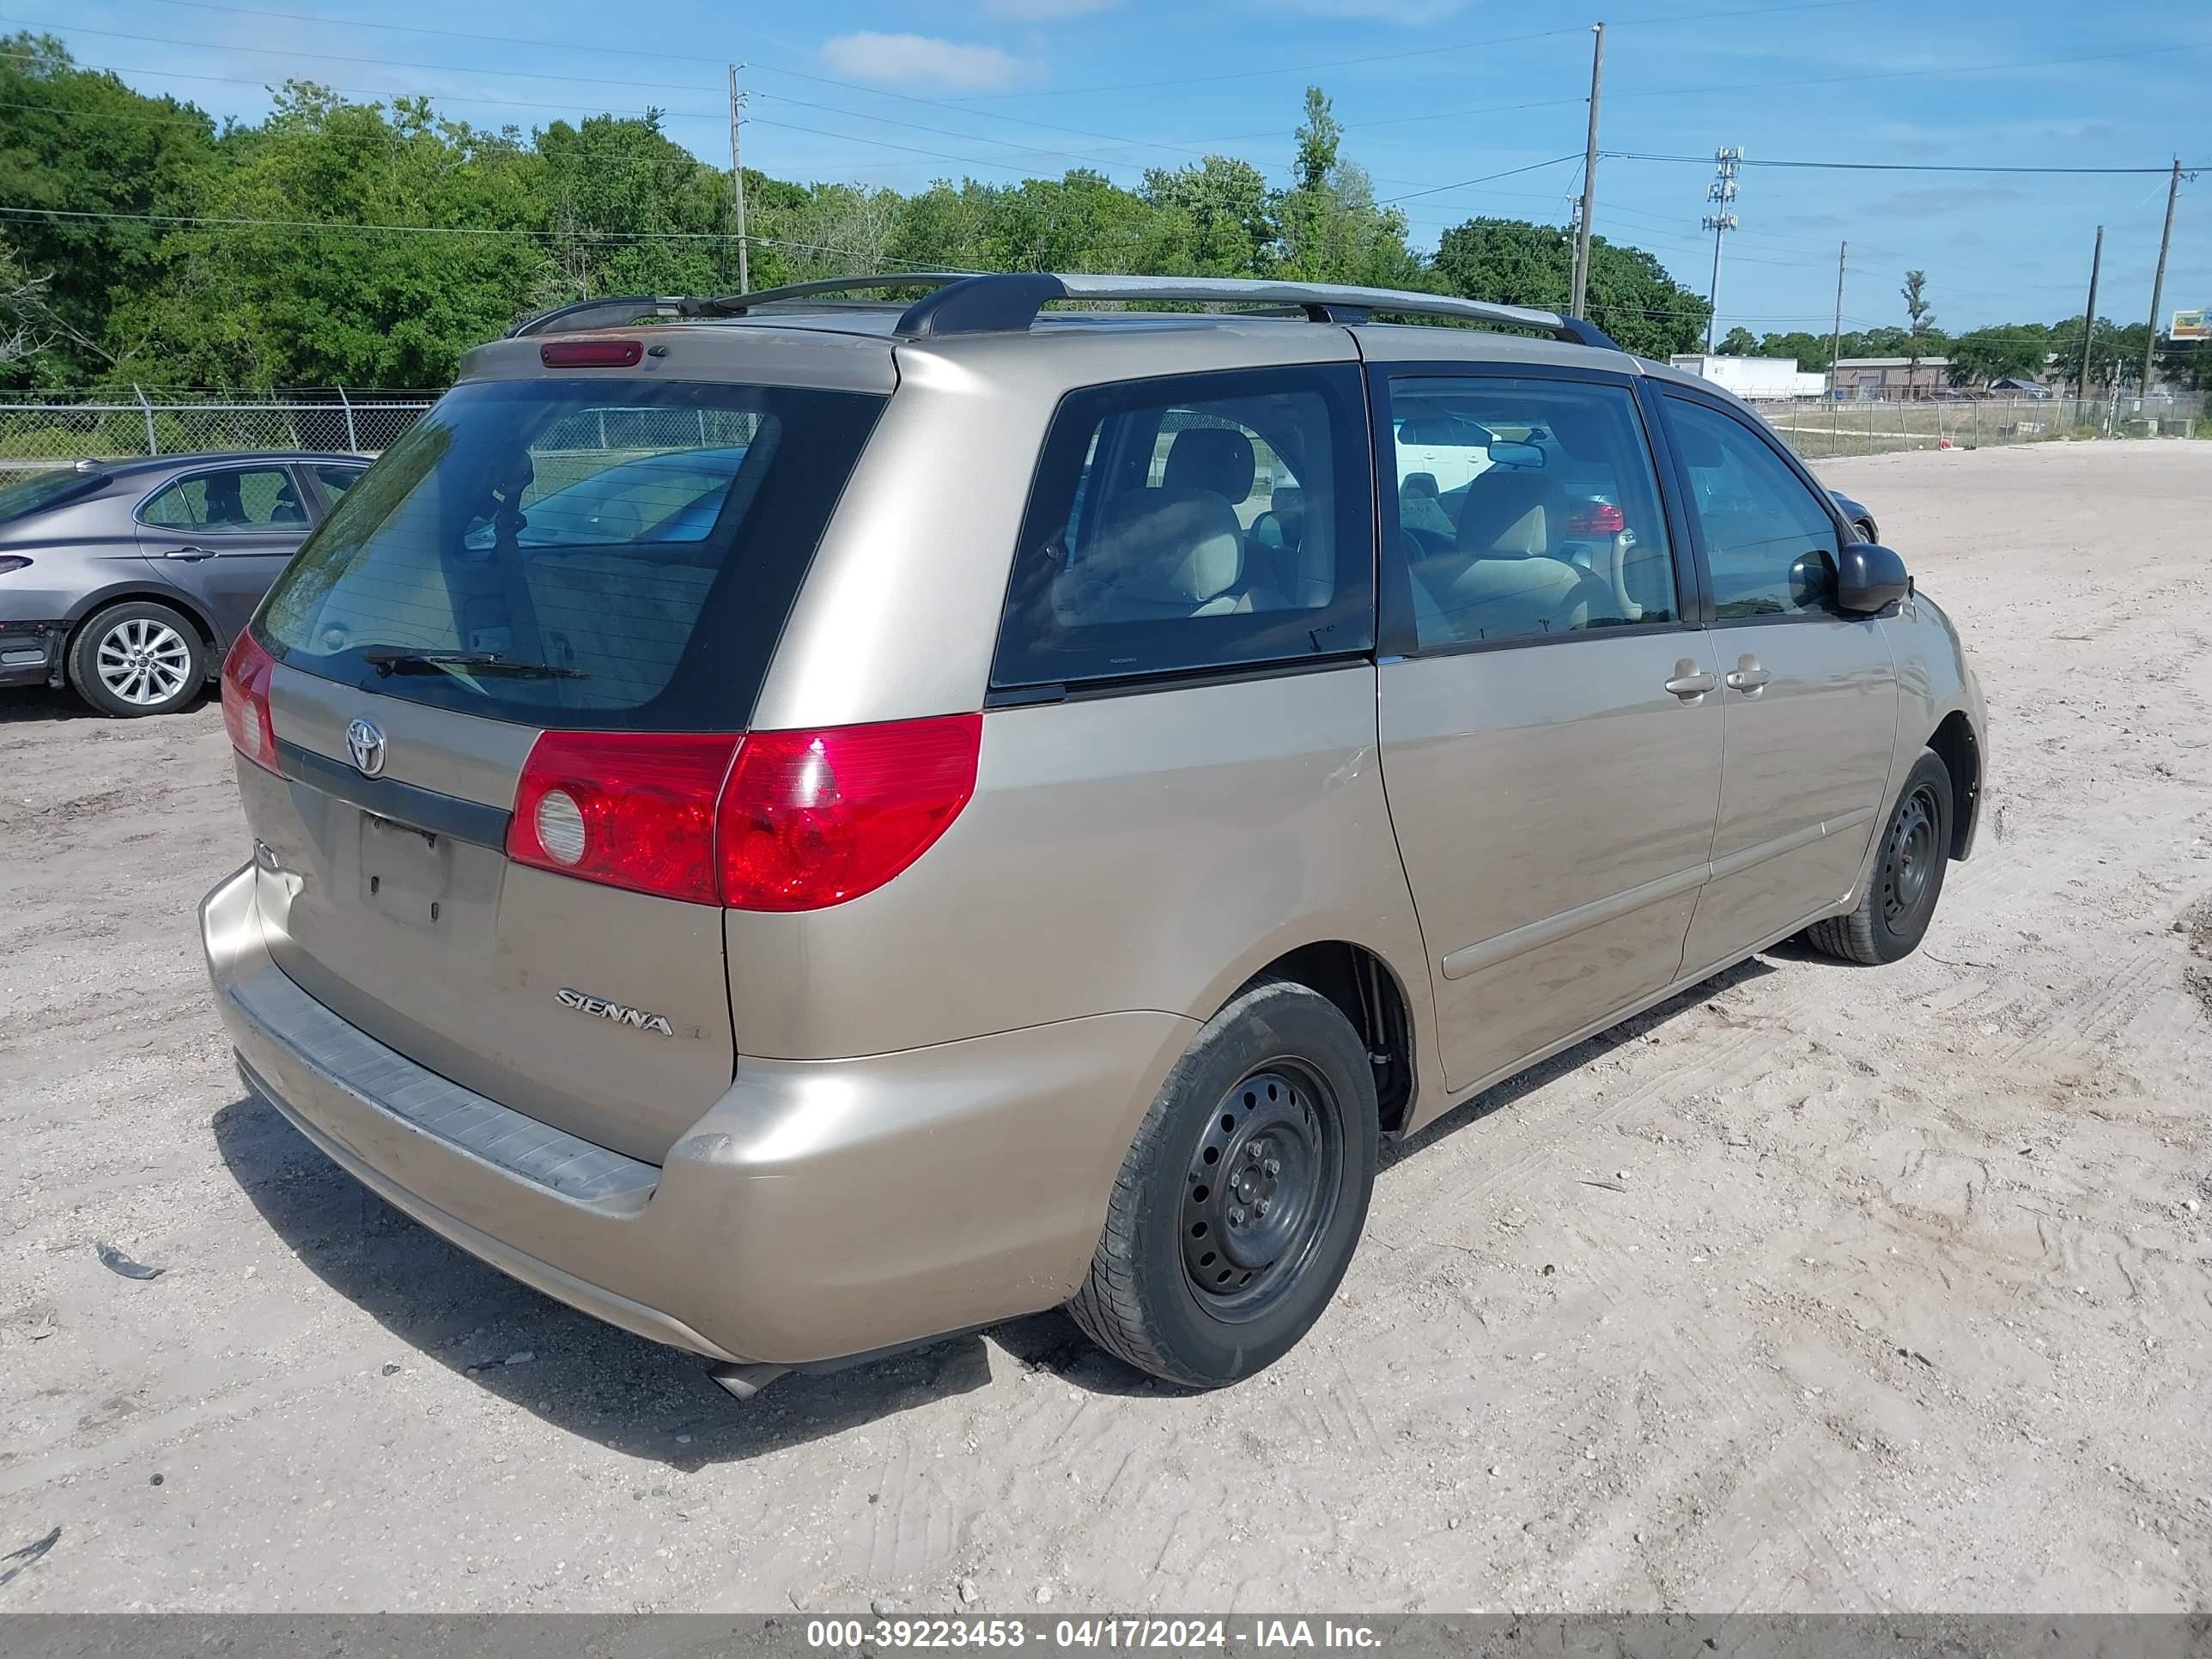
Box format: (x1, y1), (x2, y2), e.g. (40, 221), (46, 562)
(1380, 155), (1584, 206)
(1607, 150), (2197, 175)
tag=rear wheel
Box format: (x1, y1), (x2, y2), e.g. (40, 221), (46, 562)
(1068, 979), (1378, 1387)
(69, 600), (206, 717)
(1805, 748), (1952, 964)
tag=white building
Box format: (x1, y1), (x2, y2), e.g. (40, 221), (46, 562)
(1669, 355), (1829, 401)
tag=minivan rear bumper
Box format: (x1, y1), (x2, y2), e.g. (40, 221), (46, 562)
(204, 862), (1194, 1367)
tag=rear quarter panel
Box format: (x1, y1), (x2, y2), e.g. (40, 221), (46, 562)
(723, 666), (1435, 1078)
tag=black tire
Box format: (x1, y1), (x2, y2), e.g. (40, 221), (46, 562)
(1068, 978), (1379, 1388)
(1853, 519), (1878, 544)
(68, 600), (207, 718)
(1805, 748), (1952, 965)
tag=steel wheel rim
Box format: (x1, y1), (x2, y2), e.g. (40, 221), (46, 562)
(95, 617), (191, 705)
(1181, 1063), (1343, 1323)
(1881, 783), (1940, 924)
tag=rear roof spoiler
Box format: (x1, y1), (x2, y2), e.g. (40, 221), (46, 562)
(507, 273), (1622, 350)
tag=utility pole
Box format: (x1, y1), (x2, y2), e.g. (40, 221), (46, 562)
(728, 63), (750, 294)
(2142, 157), (2188, 396)
(1701, 146), (1741, 354)
(1828, 240), (1847, 431)
(1568, 22), (1605, 320)
(2078, 223), (2103, 404)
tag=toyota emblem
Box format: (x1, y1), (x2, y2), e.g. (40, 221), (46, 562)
(346, 717), (387, 778)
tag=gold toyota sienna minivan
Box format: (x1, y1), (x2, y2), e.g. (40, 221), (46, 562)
(203, 274), (1986, 1392)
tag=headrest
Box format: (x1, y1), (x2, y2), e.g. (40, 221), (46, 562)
(1455, 471), (1560, 557)
(1401, 471), (1440, 501)
(1163, 427), (1257, 506)
(1093, 487), (1243, 605)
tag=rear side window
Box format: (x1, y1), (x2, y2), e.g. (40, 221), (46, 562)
(312, 464), (364, 503)
(993, 363), (1373, 690)
(142, 466), (308, 531)
(257, 379), (884, 729)
(1384, 376), (1675, 651)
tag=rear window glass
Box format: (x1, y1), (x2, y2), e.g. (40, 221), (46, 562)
(994, 363), (1374, 691)
(257, 379), (884, 729)
(0, 468), (103, 523)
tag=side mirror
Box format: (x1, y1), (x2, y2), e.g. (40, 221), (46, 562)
(1836, 541), (1910, 615)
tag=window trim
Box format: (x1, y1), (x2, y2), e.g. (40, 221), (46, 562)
(133, 462), (313, 538)
(1371, 361), (1699, 660)
(988, 360), (1378, 698)
(1654, 385), (1859, 630)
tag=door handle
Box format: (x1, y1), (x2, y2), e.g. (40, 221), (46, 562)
(163, 545), (215, 561)
(1663, 663), (1717, 699)
(1725, 655), (1772, 693)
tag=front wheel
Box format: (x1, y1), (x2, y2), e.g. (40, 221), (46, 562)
(1805, 748), (1953, 964)
(1068, 979), (1379, 1387)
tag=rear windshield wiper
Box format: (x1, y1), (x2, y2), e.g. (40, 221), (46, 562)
(362, 648), (588, 680)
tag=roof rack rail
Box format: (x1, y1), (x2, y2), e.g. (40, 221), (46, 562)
(505, 273), (1623, 349)
(894, 273), (1620, 349)
(507, 276), (980, 338)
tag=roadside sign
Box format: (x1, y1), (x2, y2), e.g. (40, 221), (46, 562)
(2172, 308), (2209, 341)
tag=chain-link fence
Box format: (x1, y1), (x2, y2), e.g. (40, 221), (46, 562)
(3, 386), (2203, 473)
(0, 394), (435, 469)
(1768, 392), (2206, 461)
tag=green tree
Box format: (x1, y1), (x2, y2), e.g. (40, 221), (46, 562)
(1757, 330), (1833, 370)
(1717, 325), (1758, 355)
(1273, 88), (1419, 286)
(1140, 157), (1273, 276)
(1430, 218), (1709, 356)
(1901, 269), (1935, 356)
(109, 85), (545, 388)
(0, 33), (218, 386)
(1946, 324), (2048, 386)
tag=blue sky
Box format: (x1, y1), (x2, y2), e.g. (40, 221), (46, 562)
(31, 0), (2211, 334)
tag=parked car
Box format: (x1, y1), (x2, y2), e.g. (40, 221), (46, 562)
(0, 451), (368, 715)
(202, 275), (1985, 1395)
(1828, 489), (1880, 544)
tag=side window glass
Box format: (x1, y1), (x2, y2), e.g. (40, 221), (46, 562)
(994, 365), (1372, 690)
(1666, 399), (1840, 617)
(139, 479), (200, 530)
(313, 464), (364, 503)
(1386, 377), (1675, 650)
(145, 468), (308, 531)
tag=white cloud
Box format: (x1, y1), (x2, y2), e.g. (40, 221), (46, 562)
(819, 33), (1026, 91)
(981, 0), (1117, 16)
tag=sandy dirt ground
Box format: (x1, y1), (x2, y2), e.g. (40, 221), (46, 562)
(2, 441), (2209, 1614)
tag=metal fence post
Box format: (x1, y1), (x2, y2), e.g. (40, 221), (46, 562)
(133, 384), (157, 457)
(338, 386), (359, 453)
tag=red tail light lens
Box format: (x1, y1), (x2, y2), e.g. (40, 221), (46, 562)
(718, 715), (982, 912)
(507, 732), (738, 904)
(220, 630), (281, 775)
(539, 339), (645, 368)
(1566, 502), (1627, 535)
(506, 714), (981, 910)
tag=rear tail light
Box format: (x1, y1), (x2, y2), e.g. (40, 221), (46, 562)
(508, 732), (738, 904)
(506, 714), (981, 911)
(1567, 502), (1627, 535)
(718, 715), (981, 912)
(220, 631), (281, 775)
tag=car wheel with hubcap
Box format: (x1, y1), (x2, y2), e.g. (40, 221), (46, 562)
(1070, 977), (1378, 1387)
(1805, 747), (1953, 965)
(69, 600), (207, 717)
